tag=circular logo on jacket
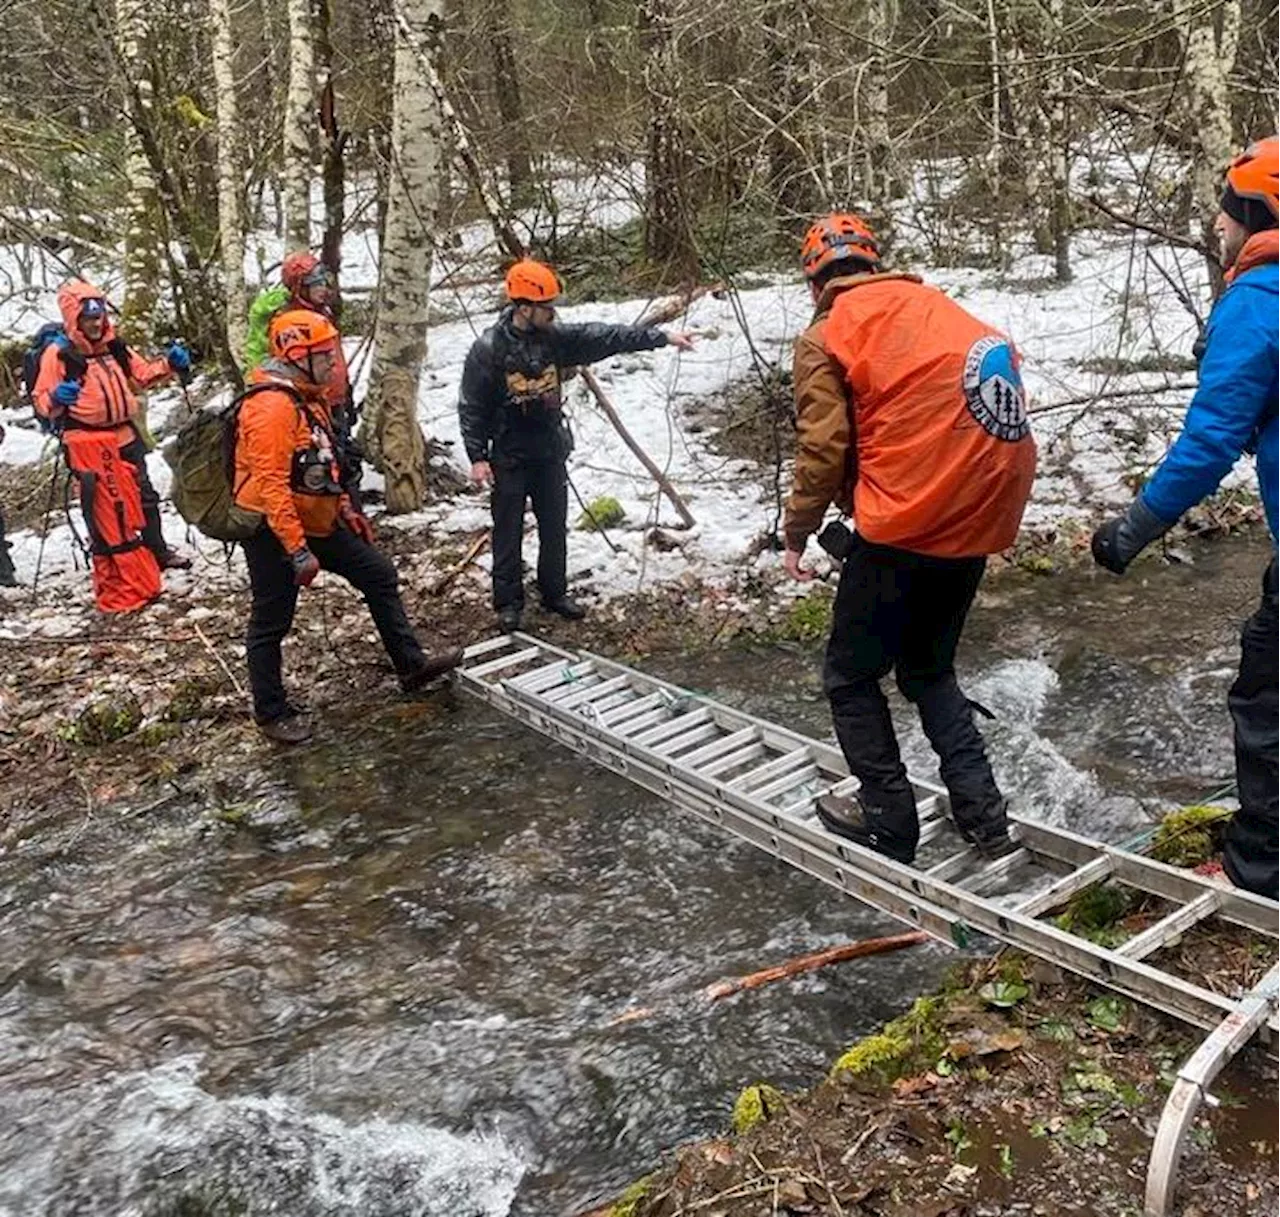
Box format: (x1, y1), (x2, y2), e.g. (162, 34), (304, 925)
(963, 336), (1030, 441)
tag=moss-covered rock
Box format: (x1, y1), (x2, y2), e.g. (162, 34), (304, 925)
(64, 693), (143, 746)
(776, 589), (834, 643)
(731, 1082), (785, 1133)
(830, 996), (944, 1083)
(163, 676), (219, 723)
(1150, 805), (1231, 868)
(577, 495), (627, 531)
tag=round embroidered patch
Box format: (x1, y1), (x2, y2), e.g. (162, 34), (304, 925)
(962, 335), (1030, 441)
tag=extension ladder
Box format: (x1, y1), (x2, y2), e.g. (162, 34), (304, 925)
(454, 633), (1279, 1216)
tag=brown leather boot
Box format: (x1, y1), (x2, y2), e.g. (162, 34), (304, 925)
(400, 647), (464, 693)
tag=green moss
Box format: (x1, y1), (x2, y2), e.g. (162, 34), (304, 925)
(63, 693), (143, 745)
(731, 1083), (785, 1133)
(163, 676), (218, 723)
(776, 590), (834, 643)
(135, 721), (182, 748)
(831, 996), (944, 1083)
(1149, 805), (1231, 868)
(1054, 882), (1136, 947)
(607, 1175), (652, 1217)
(577, 495), (626, 531)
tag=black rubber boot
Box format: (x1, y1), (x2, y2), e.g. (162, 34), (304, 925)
(544, 596), (586, 621)
(816, 792), (918, 865)
(913, 674), (1010, 848)
(829, 682), (921, 861)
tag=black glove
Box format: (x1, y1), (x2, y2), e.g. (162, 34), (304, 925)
(1091, 497), (1172, 575)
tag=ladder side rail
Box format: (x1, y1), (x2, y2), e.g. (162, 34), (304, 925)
(1144, 964), (1280, 1217)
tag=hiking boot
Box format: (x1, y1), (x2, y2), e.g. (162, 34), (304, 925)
(544, 596), (586, 621)
(400, 647), (464, 693)
(160, 550), (193, 571)
(497, 606), (522, 632)
(816, 792), (917, 865)
(258, 713), (313, 745)
(956, 799), (1020, 860)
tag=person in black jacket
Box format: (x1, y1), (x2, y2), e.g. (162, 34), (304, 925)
(458, 258), (694, 630)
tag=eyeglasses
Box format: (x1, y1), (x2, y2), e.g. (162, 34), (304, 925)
(302, 266), (335, 289)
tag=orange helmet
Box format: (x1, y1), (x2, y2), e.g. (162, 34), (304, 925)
(1225, 136), (1279, 222)
(268, 309), (340, 365)
(504, 258), (561, 304)
(800, 213), (880, 281)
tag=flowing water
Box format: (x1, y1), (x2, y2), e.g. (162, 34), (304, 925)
(0, 534), (1269, 1216)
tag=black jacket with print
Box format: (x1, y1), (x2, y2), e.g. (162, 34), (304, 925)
(458, 307), (668, 463)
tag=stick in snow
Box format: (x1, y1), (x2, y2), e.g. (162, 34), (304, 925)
(428, 530), (490, 597)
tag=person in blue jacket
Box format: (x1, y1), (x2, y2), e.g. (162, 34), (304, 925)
(1092, 136), (1279, 901)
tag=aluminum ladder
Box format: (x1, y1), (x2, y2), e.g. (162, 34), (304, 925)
(454, 633), (1279, 1214)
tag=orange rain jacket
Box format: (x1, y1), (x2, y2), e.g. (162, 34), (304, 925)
(784, 272), (1037, 558)
(233, 364), (349, 554)
(32, 280), (173, 443)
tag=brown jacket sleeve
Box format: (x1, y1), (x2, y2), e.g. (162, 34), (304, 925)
(783, 320), (854, 551)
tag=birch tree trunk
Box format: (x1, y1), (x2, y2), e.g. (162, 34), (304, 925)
(281, 0), (315, 247)
(115, 0), (161, 338)
(864, 0), (897, 235)
(363, 0), (445, 514)
(1046, 0), (1072, 282)
(210, 0), (247, 367)
(1178, 0), (1240, 288)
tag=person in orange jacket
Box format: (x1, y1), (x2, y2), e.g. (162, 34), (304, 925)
(782, 213), (1037, 866)
(234, 309), (461, 743)
(32, 280), (193, 569)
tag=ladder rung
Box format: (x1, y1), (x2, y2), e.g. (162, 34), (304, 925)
(468, 645), (546, 679)
(919, 816), (952, 847)
(653, 722), (723, 757)
(916, 794), (946, 820)
(510, 660), (578, 694)
(584, 690), (638, 718)
(701, 742), (767, 778)
(462, 635), (522, 661)
(750, 764), (820, 803)
(614, 707), (673, 737)
(1015, 856), (1113, 919)
(928, 848), (979, 883)
(632, 708), (713, 748)
(553, 673), (632, 711)
(601, 691), (667, 728)
(960, 848), (1031, 895)
(682, 727), (758, 770)
(727, 746), (810, 791)
(1117, 891), (1222, 961)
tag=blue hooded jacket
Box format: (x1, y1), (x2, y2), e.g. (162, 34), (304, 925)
(1141, 250), (1279, 541)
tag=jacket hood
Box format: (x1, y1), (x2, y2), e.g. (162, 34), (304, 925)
(250, 359), (331, 403)
(1227, 229), (1280, 284)
(56, 280), (116, 353)
(813, 270), (923, 317)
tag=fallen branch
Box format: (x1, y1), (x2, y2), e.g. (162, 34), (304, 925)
(193, 619), (245, 699)
(638, 282), (723, 327)
(428, 530), (490, 596)
(1085, 194), (1207, 254)
(703, 931), (929, 1001)
(580, 367), (696, 529)
(1028, 382), (1197, 415)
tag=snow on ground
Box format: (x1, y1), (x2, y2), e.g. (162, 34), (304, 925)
(0, 156), (1259, 633)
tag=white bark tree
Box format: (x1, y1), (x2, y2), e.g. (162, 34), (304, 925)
(115, 0), (160, 335)
(363, 0), (446, 513)
(210, 0), (247, 366)
(1046, 0), (1071, 282)
(1177, 0), (1241, 282)
(281, 0), (315, 247)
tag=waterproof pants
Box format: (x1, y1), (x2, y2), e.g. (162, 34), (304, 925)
(119, 436), (171, 563)
(490, 456), (568, 611)
(823, 536), (1003, 854)
(1223, 557), (1278, 900)
(242, 526), (427, 723)
(0, 507), (14, 582)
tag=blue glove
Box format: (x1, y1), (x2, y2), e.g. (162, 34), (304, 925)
(51, 380), (81, 410)
(167, 342), (193, 385)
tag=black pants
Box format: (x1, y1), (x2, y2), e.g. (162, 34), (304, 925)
(823, 537), (1003, 852)
(490, 457), (568, 611)
(0, 506), (13, 580)
(1224, 557), (1278, 900)
(119, 436), (170, 562)
(242, 526), (426, 722)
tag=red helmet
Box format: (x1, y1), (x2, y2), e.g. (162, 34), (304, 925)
(1226, 136), (1279, 220)
(504, 258), (561, 304)
(800, 213), (880, 281)
(281, 251), (332, 294)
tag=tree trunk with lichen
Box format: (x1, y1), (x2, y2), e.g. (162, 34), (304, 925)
(362, 0), (444, 513)
(210, 0), (247, 367)
(281, 0), (315, 247)
(115, 0), (161, 339)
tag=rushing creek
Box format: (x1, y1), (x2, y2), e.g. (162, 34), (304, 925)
(0, 532), (1268, 1216)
